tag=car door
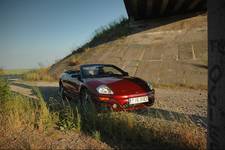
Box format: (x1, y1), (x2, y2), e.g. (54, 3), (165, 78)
(61, 73), (71, 93)
(67, 72), (80, 95)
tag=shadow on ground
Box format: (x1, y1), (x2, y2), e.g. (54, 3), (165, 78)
(134, 107), (207, 128)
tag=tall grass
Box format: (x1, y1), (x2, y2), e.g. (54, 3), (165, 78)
(0, 79), (50, 134)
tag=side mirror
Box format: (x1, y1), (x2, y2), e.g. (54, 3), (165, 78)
(123, 72), (129, 76)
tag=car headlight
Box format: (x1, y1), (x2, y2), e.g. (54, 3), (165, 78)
(147, 81), (153, 90)
(96, 85), (114, 94)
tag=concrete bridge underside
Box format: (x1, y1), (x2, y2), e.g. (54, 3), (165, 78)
(123, 0), (206, 20)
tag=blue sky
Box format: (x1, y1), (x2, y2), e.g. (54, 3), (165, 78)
(0, 0), (128, 69)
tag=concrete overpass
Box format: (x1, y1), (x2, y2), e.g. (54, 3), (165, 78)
(123, 0), (207, 20)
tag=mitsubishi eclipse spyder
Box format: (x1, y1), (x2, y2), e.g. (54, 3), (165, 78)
(59, 64), (155, 111)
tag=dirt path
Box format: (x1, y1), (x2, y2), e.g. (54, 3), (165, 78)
(9, 79), (207, 129)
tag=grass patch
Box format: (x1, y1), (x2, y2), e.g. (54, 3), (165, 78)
(22, 67), (56, 81)
(0, 79), (50, 133)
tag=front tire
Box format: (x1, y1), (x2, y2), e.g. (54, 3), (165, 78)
(80, 89), (94, 112)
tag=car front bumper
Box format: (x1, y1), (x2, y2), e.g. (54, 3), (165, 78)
(93, 90), (155, 111)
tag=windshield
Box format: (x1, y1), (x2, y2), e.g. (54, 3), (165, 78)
(81, 65), (124, 78)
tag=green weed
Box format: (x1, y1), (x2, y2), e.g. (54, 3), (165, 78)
(0, 79), (50, 132)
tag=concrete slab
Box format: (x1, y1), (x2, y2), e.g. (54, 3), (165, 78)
(122, 60), (139, 69)
(192, 40), (207, 60)
(142, 44), (164, 61)
(123, 44), (145, 61)
(110, 45), (128, 58)
(135, 61), (161, 83)
(158, 61), (180, 85)
(176, 61), (207, 87)
(178, 42), (193, 60)
(161, 44), (178, 61)
(124, 66), (138, 76)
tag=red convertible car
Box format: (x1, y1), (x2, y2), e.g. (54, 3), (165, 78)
(59, 64), (155, 111)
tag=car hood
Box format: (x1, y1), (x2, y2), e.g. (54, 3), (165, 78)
(85, 76), (149, 95)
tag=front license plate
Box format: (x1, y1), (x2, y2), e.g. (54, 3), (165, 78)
(129, 96), (148, 105)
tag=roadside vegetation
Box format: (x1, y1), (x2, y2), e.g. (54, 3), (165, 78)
(0, 78), (206, 149)
(0, 79), (50, 134)
(1, 68), (31, 75)
(0, 68), (4, 75)
(22, 67), (56, 81)
(0, 79), (109, 149)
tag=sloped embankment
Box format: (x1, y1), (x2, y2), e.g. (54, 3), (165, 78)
(50, 13), (207, 89)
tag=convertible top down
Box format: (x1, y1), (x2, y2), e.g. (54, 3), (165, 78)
(59, 64), (155, 111)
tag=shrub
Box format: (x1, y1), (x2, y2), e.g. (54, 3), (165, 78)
(23, 67), (55, 81)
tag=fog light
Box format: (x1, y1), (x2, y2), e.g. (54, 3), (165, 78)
(112, 104), (117, 109)
(99, 97), (110, 101)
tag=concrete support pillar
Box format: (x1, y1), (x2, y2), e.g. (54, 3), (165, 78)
(160, 0), (169, 15)
(146, 0), (154, 17)
(188, 0), (202, 10)
(208, 0), (225, 149)
(131, 0), (139, 19)
(173, 0), (186, 12)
